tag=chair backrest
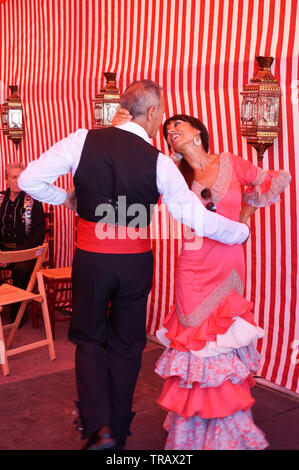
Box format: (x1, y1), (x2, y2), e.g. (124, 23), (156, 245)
(0, 267), (12, 283)
(0, 243), (48, 292)
(44, 204), (54, 268)
(0, 204), (54, 281)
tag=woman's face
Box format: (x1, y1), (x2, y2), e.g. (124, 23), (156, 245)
(166, 119), (200, 152)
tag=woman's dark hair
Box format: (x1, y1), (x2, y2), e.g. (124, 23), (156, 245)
(163, 114), (210, 188)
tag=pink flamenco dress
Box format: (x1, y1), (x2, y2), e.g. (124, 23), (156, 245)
(155, 153), (291, 450)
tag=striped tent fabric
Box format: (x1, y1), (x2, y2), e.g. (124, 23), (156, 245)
(0, 0), (298, 393)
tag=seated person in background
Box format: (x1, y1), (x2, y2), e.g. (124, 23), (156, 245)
(0, 162), (45, 323)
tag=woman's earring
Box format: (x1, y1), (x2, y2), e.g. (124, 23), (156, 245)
(193, 135), (201, 146)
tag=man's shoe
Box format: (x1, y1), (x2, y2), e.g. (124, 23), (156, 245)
(82, 427), (116, 451)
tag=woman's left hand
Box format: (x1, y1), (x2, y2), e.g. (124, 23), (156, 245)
(111, 108), (133, 126)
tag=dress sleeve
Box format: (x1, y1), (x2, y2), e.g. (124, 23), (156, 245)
(230, 153), (291, 208)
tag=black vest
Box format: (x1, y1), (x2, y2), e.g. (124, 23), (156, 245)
(74, 127), (160, 227)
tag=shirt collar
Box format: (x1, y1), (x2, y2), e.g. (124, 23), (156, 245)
(116, 121), (151, 144)
(5, 188), (23, 202)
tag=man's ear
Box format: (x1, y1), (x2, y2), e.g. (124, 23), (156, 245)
(146, 105), (157, 123)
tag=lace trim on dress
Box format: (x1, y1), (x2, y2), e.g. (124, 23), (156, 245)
(176, 269), (244, 328)
(192, 153), (232, 204)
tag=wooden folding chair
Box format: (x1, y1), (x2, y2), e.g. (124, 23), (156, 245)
(37, 266), (72, 339)
(0, 243), (56, 376)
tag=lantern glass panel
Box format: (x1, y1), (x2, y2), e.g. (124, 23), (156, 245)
(8, 109), (22, 128)
(257, 97), (279, 126)
(94, 103), (103, 123)
(241, 96), (258, 125)
(1, 110), (8, 126)
(103, 103), (120, 126)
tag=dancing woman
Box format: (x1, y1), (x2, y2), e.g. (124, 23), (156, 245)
(155, 114), (291, 450)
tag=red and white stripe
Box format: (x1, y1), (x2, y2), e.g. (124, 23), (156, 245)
(0, 0), (298, 393)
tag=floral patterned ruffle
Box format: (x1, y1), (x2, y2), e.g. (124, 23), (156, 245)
(163, 409), (268, 450)
(155, 343), (260, 388)
(156, 345), (269, 449)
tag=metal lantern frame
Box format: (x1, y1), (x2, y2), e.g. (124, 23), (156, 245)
(92, 72), (120, 129)
(0, 85), (24, 147)
(240, 56), (281, 161)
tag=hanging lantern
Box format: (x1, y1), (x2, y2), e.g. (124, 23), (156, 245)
(92, 72), (120, 129)
(0, 85), (24, 147)
(240, 56), (281, 161)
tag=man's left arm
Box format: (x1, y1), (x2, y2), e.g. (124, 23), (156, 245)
(18, 129), (88, 205)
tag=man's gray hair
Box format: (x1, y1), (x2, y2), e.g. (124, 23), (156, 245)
(120, 80), (162, 118)
(5, 162), (26, 179)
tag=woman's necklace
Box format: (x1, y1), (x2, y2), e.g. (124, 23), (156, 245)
(194, 154), (220, 186)
(197, 154), (209, 171)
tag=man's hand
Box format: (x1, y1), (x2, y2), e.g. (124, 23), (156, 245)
(111, 108), (133, 126)
(63, 188), (77, 211)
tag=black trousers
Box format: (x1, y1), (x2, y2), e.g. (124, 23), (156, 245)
(68, 248), (154, 448)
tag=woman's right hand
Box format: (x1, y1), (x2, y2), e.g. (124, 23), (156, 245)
(111, 108), (133, 126)
(239, 204), (257, 224)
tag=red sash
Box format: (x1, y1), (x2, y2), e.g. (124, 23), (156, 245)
(76, 217), (151, 254)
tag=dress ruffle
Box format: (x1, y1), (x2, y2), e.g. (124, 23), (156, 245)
(155, 343), (260, 387)
(163, 409), (268, 450)
(155, 345), (259, 419)
(158, 291), (258, 353)
(158, 374), (255, 418)
(157, 316), (264, 357)
(243, 169), (291, 207)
